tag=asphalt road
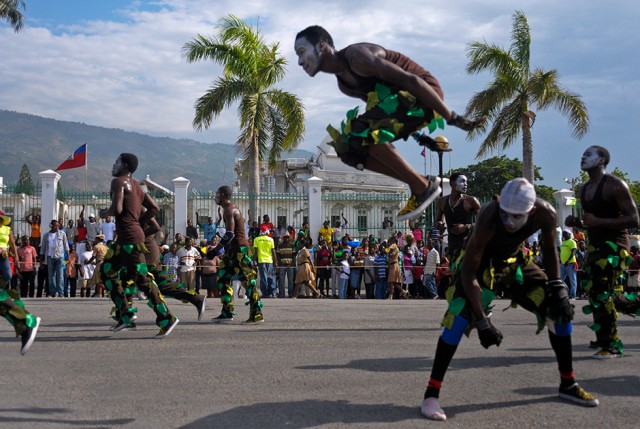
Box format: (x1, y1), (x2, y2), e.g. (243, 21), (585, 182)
(1, 296), (639, 428)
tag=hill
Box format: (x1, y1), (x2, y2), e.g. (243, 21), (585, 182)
(0, 110), (314, 191)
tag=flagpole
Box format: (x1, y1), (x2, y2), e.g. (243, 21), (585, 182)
(84, 143), (88, 193)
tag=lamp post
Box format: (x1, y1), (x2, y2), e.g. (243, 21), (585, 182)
(433, 136), (452, 196)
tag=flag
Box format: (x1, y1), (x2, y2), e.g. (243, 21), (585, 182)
(55, 144), (87, 171)
(421, 148), (426, 158)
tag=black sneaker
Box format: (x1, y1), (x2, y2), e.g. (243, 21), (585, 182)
(397, 176), (441, 221)
(211, 314), (234, 323)
(113, 321), (137, 332)
(197, 296), (206, 321)
(20, 317), (41, 355)
(242, 313), (265, 324)
(558, 383), (599, 407)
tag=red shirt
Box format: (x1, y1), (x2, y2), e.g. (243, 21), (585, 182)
(17, 244), (38, 272)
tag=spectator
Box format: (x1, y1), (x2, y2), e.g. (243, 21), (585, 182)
(25, 212), (41, 250)
(85, 211), (101, 244)
(17, 235), (37, 298)
(575, 240), (588, 297)
(65, 244), (79, 297)
(337, 251), (351, 299)
(260, 214), (275, 238)
(423, 240), (440, 299)
(274, 221), (287, 243)
(276, 233), (295, 298)
(316, 239), (332, 297)
(78, 241), (95, 297)
(201, 244), (220, 299)
(66, 220), (77, 247)
(428, 224), (441, 256)
(0, 214), (18, 291)
(364, 245), (377, 299)
(330, 241), (342, 298)
(333, 213), (348, 244)
(186, 218), (199, 241)
(197, 208), (221, 243)
(373, 244), (388, 299)
(293, 238), (322, 298)
(101, 215), (117, 242)
(172, 232), (185, 250)
(559, 230), (578, 299)
(254, 225), (277, 297)
(162, 243), (180, 282)
(387, 237), (407, 299)
(40, 219), (69, 298)
(412, 223), (423, 243)
(378, 218), (392, 244)
(318, 220), (334, 245)
(87, 234), (108, 298)
(176, 237), (201, 291)
(403, 245), (416, 297)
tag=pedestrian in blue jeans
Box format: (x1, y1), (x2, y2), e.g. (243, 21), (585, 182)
(39, 219), (69, 298)
(338, 252), (350, 299)
(373, 248), (388, 299)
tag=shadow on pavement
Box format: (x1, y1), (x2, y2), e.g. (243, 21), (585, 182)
(0, 407), (134, 427)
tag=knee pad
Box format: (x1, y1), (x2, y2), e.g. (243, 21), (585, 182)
(441, 315), (469, 345)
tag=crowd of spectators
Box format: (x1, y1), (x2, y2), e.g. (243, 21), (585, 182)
(9, 207), (638, 302)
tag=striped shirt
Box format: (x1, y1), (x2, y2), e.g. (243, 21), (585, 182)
(373, 254), (388, 280)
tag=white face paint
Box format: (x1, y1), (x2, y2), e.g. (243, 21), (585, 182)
(214, 191), (221, 206)
(454, 175), (468, 193)
(499, 209), (530, 233)
(580, 146), (603, 171)
(294, 37), (321, 77)
(111, 156), (125, 177)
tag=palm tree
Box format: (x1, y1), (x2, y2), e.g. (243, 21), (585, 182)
(465, 10), (589, 183)
(183, 15), (305, 215)
(0, 0), (26, 32)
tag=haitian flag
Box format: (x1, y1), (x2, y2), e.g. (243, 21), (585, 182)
(421, 147), (426, 158)
(55, 144), (87, 171)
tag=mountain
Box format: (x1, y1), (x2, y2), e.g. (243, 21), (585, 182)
(0, 110), (314, 191)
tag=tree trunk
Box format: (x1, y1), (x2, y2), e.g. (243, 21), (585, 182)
(248, 133), (260, 218)
(521, 114), (534, 184)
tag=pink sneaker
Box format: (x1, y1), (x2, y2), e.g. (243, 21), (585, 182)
(420, 397), (447, 421)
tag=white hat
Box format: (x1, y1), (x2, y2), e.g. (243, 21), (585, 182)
(499, 178), (536, 215)
(161, 244), (170, 250)
(89, 213), (96, 218)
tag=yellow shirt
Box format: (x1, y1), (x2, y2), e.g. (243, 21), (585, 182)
(253, 235), (274, 263)
(319, 226), (334, 244)
(0, 225), (10, 249)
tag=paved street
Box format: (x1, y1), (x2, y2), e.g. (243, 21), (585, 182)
(1, 296), (639, 428)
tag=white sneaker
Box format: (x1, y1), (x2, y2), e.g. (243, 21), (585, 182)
(420, 397), (446, 421)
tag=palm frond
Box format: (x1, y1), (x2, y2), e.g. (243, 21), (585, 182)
(475, 96), (525, 157)
(0, 0), (26, 32)
(510, 10), (531, 73)
(192, 76), (248, 131)
(529, 69), (590, 138)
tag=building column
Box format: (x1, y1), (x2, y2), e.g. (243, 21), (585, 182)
(39, 169), (61, 225)
(172, 177), (190, 237)
(553, 188), (574, 231)
(307, 176), (323, 243)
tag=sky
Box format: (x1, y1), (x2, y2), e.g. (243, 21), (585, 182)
(1, 0), (639, 189)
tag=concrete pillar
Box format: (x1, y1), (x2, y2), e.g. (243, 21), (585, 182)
(307, 176), (323, 243)
(39, 169), (61, 224)
(553, 188), (574, 231)
(172, 177), (190, 237)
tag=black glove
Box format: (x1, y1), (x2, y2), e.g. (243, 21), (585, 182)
(474, 316), (503, 349)
(446, 111), (485, 132)
(546, 279), (574, 323)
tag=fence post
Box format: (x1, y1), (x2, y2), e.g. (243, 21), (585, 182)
(39, 169), (61, 224)
(307, 176), (323, 244)
(172, 176), (190, 238)
(553, 188), (574, 232)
